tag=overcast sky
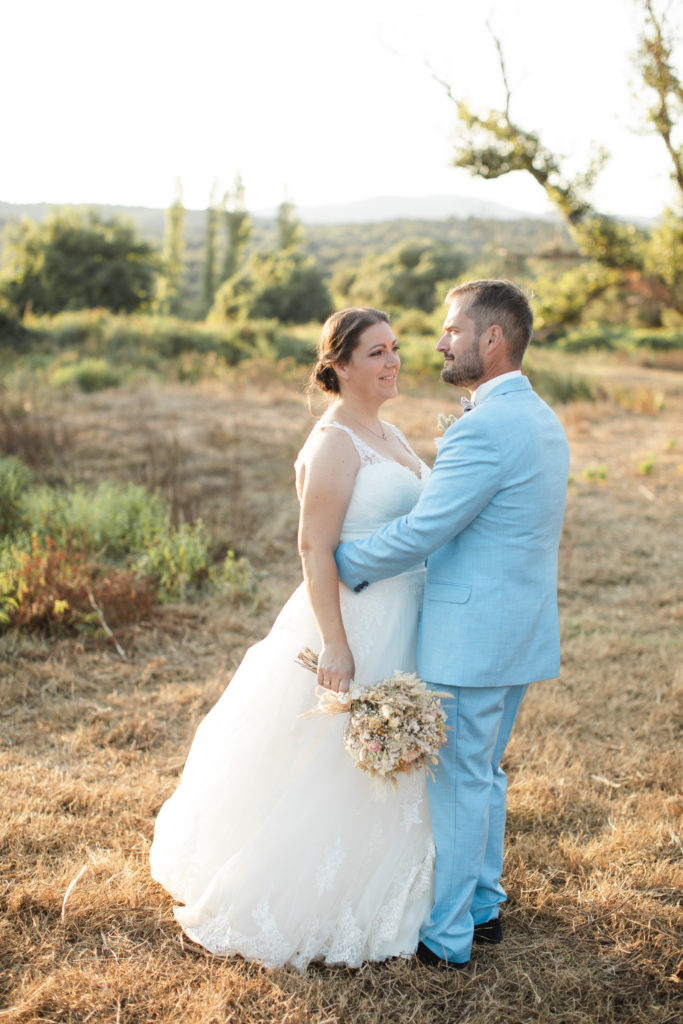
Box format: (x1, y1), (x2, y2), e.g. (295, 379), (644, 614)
(3, 0), (680, 218)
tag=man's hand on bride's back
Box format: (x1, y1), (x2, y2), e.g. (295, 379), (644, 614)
(317, 641), (355, 693)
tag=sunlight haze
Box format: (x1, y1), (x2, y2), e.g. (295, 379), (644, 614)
(3, 0), (679, 219)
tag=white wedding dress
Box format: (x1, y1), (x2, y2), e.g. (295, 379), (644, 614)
(150, 422), (435, 969)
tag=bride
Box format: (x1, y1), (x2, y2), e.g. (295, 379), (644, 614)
(150, 307), (435, 969)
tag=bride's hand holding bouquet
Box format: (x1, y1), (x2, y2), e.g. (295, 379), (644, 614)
(296, 648), (450, 787)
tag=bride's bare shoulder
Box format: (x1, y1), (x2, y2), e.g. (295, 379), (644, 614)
(295, 420), (360, 498)
(301, 419), (358, 458)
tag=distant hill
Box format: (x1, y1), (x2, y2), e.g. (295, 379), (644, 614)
(255, 194), (558, 224)
(0, 201), (200, 246)
(0, 192), (555, 239)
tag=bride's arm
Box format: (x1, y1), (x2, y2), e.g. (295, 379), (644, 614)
(297, 427), (359, 693)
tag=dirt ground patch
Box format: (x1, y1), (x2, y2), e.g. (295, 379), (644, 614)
(1, 361), (681, 1023)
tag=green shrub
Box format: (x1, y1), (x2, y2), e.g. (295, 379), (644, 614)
(46, 309), (111, 349)
(50, 357), (122, 392)
(0, 309), (30, 349)
(270, 332), (317, 364)
(393, 309), (437, 336)
(69, 482), (169, 559)
(135, 520), (211, 601)
(17, 485), (70, 546)
(555, 327), (621, 353)
(20, 481), (169, 560)
(396, 335), (443, 379)
(1, 473), (263, 625)
(0, 456), (34, 535)
(551, 325), (683, 354)
(210, 549), (263, 608)
(525, 366), (595, 404)
(633, 330), (683, 351)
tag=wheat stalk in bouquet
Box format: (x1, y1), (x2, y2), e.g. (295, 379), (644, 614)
(296, 648), (450, 786)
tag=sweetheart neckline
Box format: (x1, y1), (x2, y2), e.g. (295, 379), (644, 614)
(319, 419), (425, 481)
(357, 454), (427, 482)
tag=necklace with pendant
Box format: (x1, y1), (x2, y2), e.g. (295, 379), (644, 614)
(342, 412), (387, 441)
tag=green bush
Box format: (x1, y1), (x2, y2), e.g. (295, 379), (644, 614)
(11, 311), (306, 379)
(550, 325), (683, 354)
(525, 366), (595, 404)
(20, 481), (168, 560)
(269, 332), (317, 364)
(1, 474), (263, 624)
(210, 549), (263, 609)
(396, 335), (443, 379)
(21, 477), (213, 603)
(393, 309), (438, 336)
(0, 208), (158, 316)
(135, 520), (211, 601)
(0, 309), (30, 349)
(211, 249), (333, 325)
(17, 485), (69, 544)
(0, 456), (34, 535)
(43, 309), (111, 349)
(632, 330), (683, 350)
(50, 357), (122, 392)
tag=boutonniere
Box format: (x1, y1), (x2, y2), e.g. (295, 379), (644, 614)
(437, 413), (456, 434)
(434, 413), (456, 451)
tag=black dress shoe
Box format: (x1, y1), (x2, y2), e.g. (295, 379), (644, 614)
(473, 917), (503, 944)
(415, 941), (469, 970)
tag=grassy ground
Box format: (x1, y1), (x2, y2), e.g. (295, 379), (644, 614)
(1, 356), (681, 1023)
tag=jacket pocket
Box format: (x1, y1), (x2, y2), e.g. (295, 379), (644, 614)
(424, 581), (472, 604)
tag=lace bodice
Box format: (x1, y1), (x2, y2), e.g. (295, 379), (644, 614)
(295, 421), (430, 541)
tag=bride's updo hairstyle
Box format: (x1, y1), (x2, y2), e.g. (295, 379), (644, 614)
(310, 307), (390, 395)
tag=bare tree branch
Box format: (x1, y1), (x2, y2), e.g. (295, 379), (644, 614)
(639, 0), (683, 198)
(427, 63), (458, 106)
(486, 22), (511, 120)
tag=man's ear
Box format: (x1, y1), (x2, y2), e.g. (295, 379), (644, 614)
(486, 325), (505, 350)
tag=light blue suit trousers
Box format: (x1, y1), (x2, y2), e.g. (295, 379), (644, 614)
(421, 682), (527, 961)
(336, 376), (569, 963)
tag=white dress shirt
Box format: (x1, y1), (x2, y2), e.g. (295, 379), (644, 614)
(470, 369), (523, 406)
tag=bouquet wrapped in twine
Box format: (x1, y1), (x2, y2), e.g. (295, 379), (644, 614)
(296, 648), (450, 786)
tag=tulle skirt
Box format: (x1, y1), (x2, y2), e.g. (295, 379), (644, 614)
(150, 570), (434, 969)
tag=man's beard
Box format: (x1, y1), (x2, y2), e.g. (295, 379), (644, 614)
(440, 340), (484, 388)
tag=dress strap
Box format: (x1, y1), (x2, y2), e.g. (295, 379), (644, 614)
(313, 422), (382, 467)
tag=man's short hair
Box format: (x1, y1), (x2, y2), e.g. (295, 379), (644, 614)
(446, 279), (533, 364)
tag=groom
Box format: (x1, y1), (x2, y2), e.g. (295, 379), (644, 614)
(335, 279), (569, 968)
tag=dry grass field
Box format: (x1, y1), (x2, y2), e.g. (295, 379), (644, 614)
(1, 356), (681, 1023)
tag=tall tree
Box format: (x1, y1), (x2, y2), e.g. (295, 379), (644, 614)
(433, 39), (639, 271)
(221, 172), (251, 283)
(432, 7), (683, 321)
(343, 238), (467, 312)
(201, 183), (220, 316)
(276, 197), (304, 250)
(638, 0), (683, 203)
(211, 249), (332, 324)
(157, 177), (185, 315)
(635, 1), (683, 310)
(0, 208), (158, 316)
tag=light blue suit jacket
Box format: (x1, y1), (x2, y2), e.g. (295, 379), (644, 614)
(335, 376), (570, 688)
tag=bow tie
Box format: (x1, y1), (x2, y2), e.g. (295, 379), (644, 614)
(461, 397), (474, 413)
